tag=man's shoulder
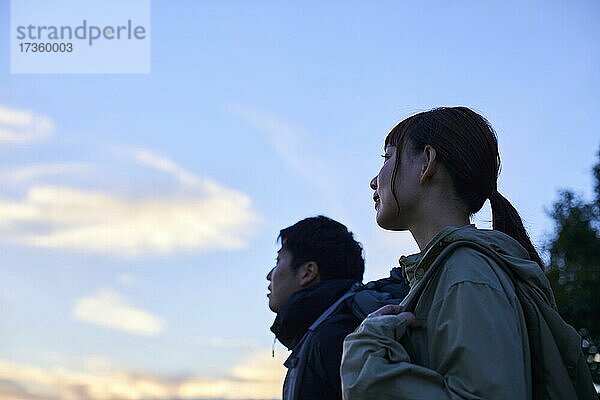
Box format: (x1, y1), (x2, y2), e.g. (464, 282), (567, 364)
(310, 308), (361, 347)
(301, 308), (359, 384)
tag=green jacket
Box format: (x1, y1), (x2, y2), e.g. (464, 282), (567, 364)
(341, 225), (596, 400)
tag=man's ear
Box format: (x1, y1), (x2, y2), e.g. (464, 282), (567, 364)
(420, 145), (438, 184)
(297, 261), (320, 287)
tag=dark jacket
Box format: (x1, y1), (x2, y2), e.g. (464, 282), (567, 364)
(271, 279), (361, 400)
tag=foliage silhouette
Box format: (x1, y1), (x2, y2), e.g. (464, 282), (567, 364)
(546, 148), (600, 382)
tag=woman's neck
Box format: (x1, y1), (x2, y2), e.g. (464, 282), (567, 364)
(411, 212), (470, 251)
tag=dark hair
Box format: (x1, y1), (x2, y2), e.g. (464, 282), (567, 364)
(385, 106), (544, 268)
(278, 215), (365, 281)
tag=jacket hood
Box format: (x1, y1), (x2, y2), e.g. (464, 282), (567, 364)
(270, 278), (357, 350)
(400, 225), (553, 304)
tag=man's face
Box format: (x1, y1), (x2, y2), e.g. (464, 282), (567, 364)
(266, 247), (303, 313)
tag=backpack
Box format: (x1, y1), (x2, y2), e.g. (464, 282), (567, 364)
(282, 269), (410, 400)
(397, 240), (598, 400)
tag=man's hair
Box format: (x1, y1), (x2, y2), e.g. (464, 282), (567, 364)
(278, 215), (364, 281)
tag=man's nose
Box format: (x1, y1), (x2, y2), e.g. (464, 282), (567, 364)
(266, 267), (274, 281)
(370, 176), (378, 190)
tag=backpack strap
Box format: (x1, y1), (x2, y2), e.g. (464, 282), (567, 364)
(309, 290), (358, 331)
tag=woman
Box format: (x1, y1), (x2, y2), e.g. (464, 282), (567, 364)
(340, 107), (595, 399)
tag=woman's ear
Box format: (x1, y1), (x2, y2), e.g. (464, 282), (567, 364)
(297, 261), (320, 287)
(420, 145), (438, 184)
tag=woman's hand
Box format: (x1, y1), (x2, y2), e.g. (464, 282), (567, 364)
(368, 304), (421, 328)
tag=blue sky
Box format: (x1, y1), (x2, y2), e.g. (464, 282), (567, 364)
(1, 1), (599, 399)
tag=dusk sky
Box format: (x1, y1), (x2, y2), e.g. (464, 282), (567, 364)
(1, 1), (599, 399)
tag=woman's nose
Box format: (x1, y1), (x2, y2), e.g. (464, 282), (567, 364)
(266, 267), (274, 281)
(370, 176), (378, 190)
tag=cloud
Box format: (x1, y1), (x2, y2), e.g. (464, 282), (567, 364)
(73, 289), (165, 336)
(0, 163), (92, 185)
(0, 134), (260, 256)
(118, 147), (200, 187)
(0, 350), (287, 400)
(0, 182), (259, 256)
(0, 105), (54, 144)
(230, 104), (329, 189)
(179, 350), (286, 399)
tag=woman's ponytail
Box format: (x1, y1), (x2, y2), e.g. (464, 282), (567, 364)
(490, 191), (544, 269)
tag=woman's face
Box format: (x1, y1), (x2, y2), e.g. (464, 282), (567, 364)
(370, 144), (421, 230)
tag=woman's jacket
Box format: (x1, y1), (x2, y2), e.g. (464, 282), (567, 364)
(341, 225), (596, 400)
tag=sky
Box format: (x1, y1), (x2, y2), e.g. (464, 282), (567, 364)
(1, 1), (599, 399)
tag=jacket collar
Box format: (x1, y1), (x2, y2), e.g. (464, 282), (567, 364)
(399, 224), (537, 288)
(270, 279), (357, 350)
(400, 225), (474, 287)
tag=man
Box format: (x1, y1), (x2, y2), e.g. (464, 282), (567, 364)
(267, 215), (365, 400)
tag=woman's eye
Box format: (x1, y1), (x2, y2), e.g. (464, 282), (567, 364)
(380, 154), (391, 161)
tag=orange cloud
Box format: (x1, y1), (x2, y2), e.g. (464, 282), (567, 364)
(0, 350), (287, 400)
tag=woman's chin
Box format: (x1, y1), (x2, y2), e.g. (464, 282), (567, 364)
(376, 212), (407, 231)
(375, 213), (396, 230)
